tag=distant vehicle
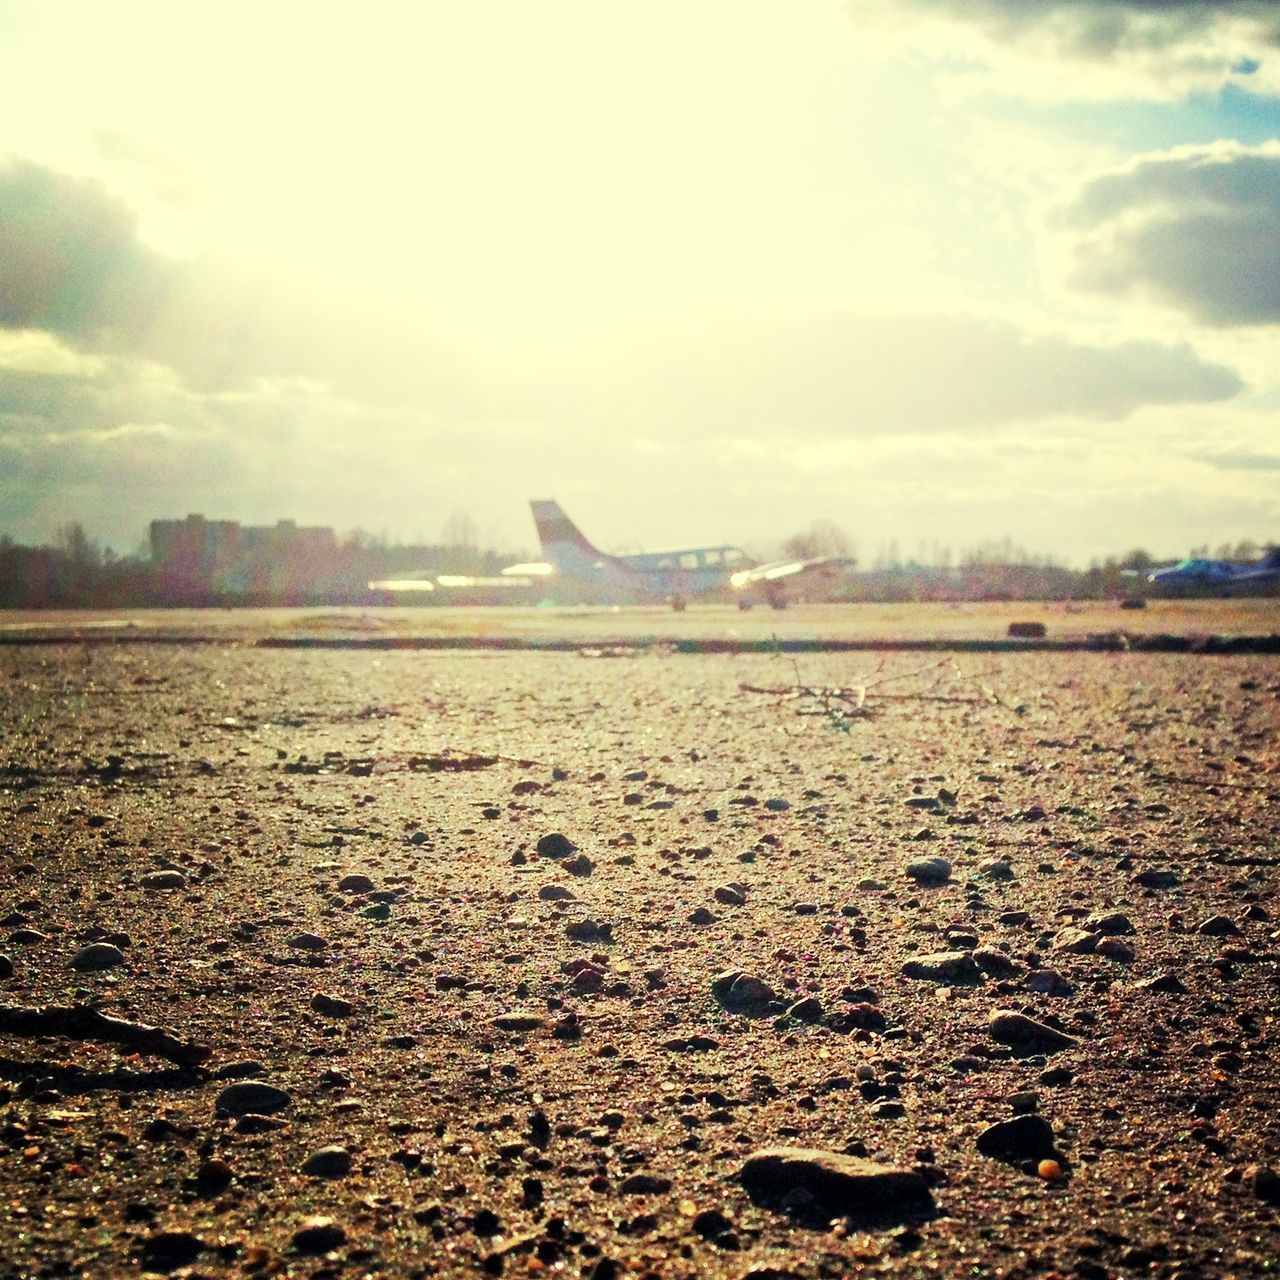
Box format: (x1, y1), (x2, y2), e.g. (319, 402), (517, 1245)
(530, 499), (856, 609)
(1147, 547), (1280, 589)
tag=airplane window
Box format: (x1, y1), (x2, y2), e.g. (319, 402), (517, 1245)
(657, 557), (675, 570)
(724, 549), (746, 565)
(680, 553), (698, 570)
(704, 550), (721, 566)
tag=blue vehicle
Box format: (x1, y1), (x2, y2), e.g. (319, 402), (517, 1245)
(1148, 547), (1280, 589)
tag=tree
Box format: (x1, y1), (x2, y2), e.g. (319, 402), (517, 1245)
(782, 519), (852, 561)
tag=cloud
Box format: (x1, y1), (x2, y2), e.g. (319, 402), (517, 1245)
(562, 313), (1242, 436)
(1055, 143), (1280, 324)
(1193, 448), (1280, 471)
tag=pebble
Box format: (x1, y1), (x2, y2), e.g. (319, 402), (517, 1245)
(618, 1173), (672, 1194)
(1248, 1164), (1280, 1204)
(291, 1216), (348, 1253)
(564, 853), (595, 876)
(536, 833), (577, 859)
(538, 884), (576, 901)
(138, 1231), (204, 1269)
(786, 996), (824, 1023)
(905, 857), (952, 885)
(565, 918), (612, 942)
(493, 1011), (546, 1032)
(70, 942), (126, 971)
(977, 858), (1015, 882)
(714, 884), (748, 906)
(1025, 969), (1074, 996)
(1197, 915), (1242, 937)
(1052, 927), (1097, 954)
(973, 947), (1022, 979)
(711, 970), (777, 1008)
(1082, 911), (1134, 936)
(193, 1159), (234, 1194)
(300, 1145), (353, 1177)
(988, 1010), (1078, 1054)
(337, 874), (375, 893)
(0, 955), (12, 979)
(763, 797), (790, 812)
(288, 931), (328, 951)
(140, 870), (187, 891)
(737, 1146), (932, 1216)
(214, 1081), (293, 1116)
(1134, 972), (1188, 995)
(976, 1114), (1058, 1162)
(689, 907), (716, 925)
(1133, 867), (1179, 890)
(311, 992), (355, 1017)
(901, 950), (980, 983)
(1096, 937), (1135, 962)
(10, 929), (47, 944)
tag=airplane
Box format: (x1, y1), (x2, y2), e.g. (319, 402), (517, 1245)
(1147, 547), (1280, 590)
(529, 499), (856, 609)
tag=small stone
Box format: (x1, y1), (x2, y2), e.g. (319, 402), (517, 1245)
(988, 1010), (1077, 1055)
(973, 947), (1022, 979)
(901, 950), (980, 983)
(737, 1147), (932, 1216)
(234, 1113), (288, 1133)
(1025, 969), (1074, 996)
(566, 918), (612, 942)
(976, 1114), (1058, 1163)
(1133, 867), (1179, 890)
(1052, 927), (1098, 955)
(1197, 915), (1242, 937)
(215, 1081), (293, 1116)
(977, 858), (1015, 882)
(538, 884), (576, 901)
(337, 874), (375, 893)
(1082, 911), (1134, 936)
(291, 1216), (347, 1254)
(906, 857), (952, 885)
(689, 906), (716, 925)
(564, 853), (595, 876)
(288, 932), (328, 951)
(536, 833), (577, 859)
(0, 955), (12, 979)
(301, 1145), (352, 1178)
(140, 870), (186, 891)
(763, 798), (790, 812)
(1095, 937), (1135, 962)
(493, 1011), (545, 1032)
(857, 878), (887, 891)
(1134, 972), (1188, 995)
(712, 971), (776, 1008)
(70, 942), (125, 972)
(786, 996), (824, 1023)
(618, 1172), (672, 1194)
(1248, 1164), (1280, 1204)
(714, 884), (747, 906)
(311, 992), (354, 1017)
(138, 1230), (204, 1269)
(193, 1159), (234, 1194)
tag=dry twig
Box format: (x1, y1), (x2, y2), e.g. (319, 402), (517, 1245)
(0, 1003), (211, 1067)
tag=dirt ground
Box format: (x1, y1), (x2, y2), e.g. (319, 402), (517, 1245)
(1, 621), (1278, 1278)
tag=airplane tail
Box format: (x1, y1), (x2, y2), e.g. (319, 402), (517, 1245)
(1261, 546), (1280, 571)
(530, 500), (602, 566)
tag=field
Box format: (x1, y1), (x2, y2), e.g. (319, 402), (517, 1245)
(1, 603), (1278, 1277)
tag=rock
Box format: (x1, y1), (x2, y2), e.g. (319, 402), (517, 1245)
(137, 1230), (204, 1269)
(1082, 911), (1134, 936)
(337, 874), (374, 893)
(70, 942), (125, 971)
(301, 1145), (352, 1178)
(140, 870), (186, 891)
(291, 1216), (348, 1254)
(536, 833), (577, 859)
(1133, 867), (1179, 890)
(193, 1159), (234, 1194)
(311, 992), (354, 1017)
(493, 1011), (545, 1032)
(737, 1147), (932, 1217)
(565, 918), (612, 942)
(714, 883), (747, 906)
(618, 1173), (672, 1194)
(288, 931), (328, 951)
(215, 1081), (293, 1116)
(1052, 927), (1098, 955)
(1096, 937), (1135, 962)
(0, 955), (11, 979)
(973, 947), (1022, 979)
(857, 878), (887, 891)
(688, 907), (716, 925)
(1134, 972), (1188, 995)
(234, 1113), (288, 1133)
(1025, 969), (1074, 996)
(1197, 915), (1242, 937)
(901, 950), (980, 983)
(988, 1010), (1078, 1055)
(786, 996), (824, 1023)
(9, 929), (46, 945)
(1248, 1164), (1280, 1205)
(828, 1003), (887, 1033)
(977, 858), (1015, 881)
(564, 853), (595, 876)
(976, 1114), (1059, 1162)
(538, 884), (576, 902)
(905, 857), (952, 885)
(711, 970), (776, 1008)
(763, 797), (790, 812)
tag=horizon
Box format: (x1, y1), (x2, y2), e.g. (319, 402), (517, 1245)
(2, 2), (1279, 563)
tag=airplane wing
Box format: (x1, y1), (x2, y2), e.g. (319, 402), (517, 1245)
(730, 555), (857, 589)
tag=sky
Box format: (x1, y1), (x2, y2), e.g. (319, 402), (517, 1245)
(2, 0), (1279, 565)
